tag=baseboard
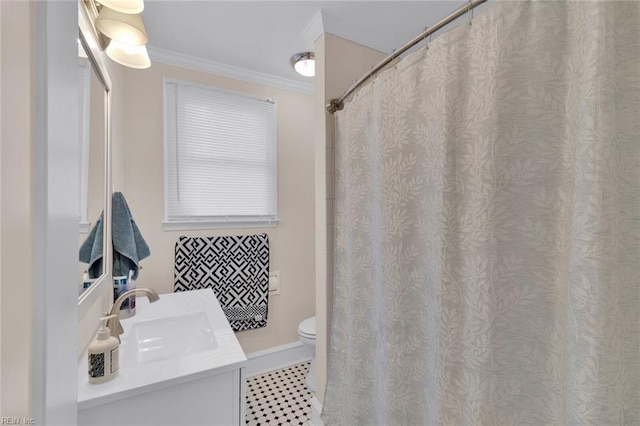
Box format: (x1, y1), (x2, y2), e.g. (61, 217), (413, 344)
(309, 396), (324, 426)
(244, 341), (311, 378)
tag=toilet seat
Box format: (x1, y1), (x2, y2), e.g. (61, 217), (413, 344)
(298, 316), (315, 339)
(297, 316), (317, 392)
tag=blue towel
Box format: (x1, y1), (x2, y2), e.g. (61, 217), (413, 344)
(80, 192), (150, 279)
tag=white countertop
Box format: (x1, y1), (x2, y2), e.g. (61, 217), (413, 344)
(78, 289), (247, 409)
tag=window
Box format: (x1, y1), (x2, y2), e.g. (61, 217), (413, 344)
(163, 78), (278, 229)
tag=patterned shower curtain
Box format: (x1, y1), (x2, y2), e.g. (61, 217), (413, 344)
(323, 2), (639, 425)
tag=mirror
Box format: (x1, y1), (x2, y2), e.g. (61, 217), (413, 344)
(78, 41), (106, 295)
(78, 0), (113, 320)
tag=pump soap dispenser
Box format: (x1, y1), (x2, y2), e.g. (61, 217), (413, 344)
(88, 315), (120, 383)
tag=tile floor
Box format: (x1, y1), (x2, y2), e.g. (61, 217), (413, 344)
(246, 362), (313, 426)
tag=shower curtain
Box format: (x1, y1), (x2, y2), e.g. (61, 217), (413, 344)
(323, 2), (639, 425)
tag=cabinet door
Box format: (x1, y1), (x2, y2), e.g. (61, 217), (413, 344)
(79, 369), (242, 425)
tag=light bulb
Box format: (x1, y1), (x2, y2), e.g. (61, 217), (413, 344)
(106, 40), (151, 69)
(290, 52), (315, 77)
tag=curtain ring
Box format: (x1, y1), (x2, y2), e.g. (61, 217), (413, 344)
(468, 0), (474, 26)
(423, 27), (429, 49)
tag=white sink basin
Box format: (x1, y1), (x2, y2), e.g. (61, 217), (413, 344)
(78, 290), (247, 409)
(121, 312), (218, 367)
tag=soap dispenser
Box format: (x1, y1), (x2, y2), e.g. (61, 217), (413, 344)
(88, 315), (120, 383)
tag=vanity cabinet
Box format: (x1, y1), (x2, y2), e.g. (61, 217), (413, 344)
(78, 367), (245, 425)
(78, 290), (248, 426)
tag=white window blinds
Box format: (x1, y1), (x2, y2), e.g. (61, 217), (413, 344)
(164, 79), (278, 227)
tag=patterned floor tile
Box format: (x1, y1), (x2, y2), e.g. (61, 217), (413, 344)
(246, 362), (312, 425)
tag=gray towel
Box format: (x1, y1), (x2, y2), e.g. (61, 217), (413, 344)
(80, 192), (150, 279)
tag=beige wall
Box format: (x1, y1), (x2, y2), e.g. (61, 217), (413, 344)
(86, 68), (107, 230)
(314, 33), (387, 402)
(109, 61), (127, 194)
(0, 0), (36, 418)
(118, 62), (316, 354)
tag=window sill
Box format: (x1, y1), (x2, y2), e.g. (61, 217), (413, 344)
(162, 219), (278, 231)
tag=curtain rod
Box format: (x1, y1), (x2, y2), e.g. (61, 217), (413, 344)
(326, 0), (489, 114)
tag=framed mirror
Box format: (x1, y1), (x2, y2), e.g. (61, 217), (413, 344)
(78, 0), (112, 320)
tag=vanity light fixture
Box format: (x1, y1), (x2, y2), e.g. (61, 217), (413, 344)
(95, 7), (149, 45)
(97, 0), (144, 14)
(290, 52), (315, 77)
(106, 39), (151, 69)
(92, 2), (151, 69)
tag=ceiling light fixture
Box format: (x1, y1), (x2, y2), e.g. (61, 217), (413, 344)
(97, 0), (144, 15)
(290, 52), (315, 77)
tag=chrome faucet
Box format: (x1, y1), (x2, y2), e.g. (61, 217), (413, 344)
(106, 288), (160, 341)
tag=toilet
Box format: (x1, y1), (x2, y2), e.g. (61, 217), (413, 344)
(297, 316), (316, 392)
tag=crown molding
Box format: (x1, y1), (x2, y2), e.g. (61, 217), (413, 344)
(321, 10), (393, 54)
(147, 46), (314, 95)
(301, 11), (325, 45)
(301, 9), (391, 55)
